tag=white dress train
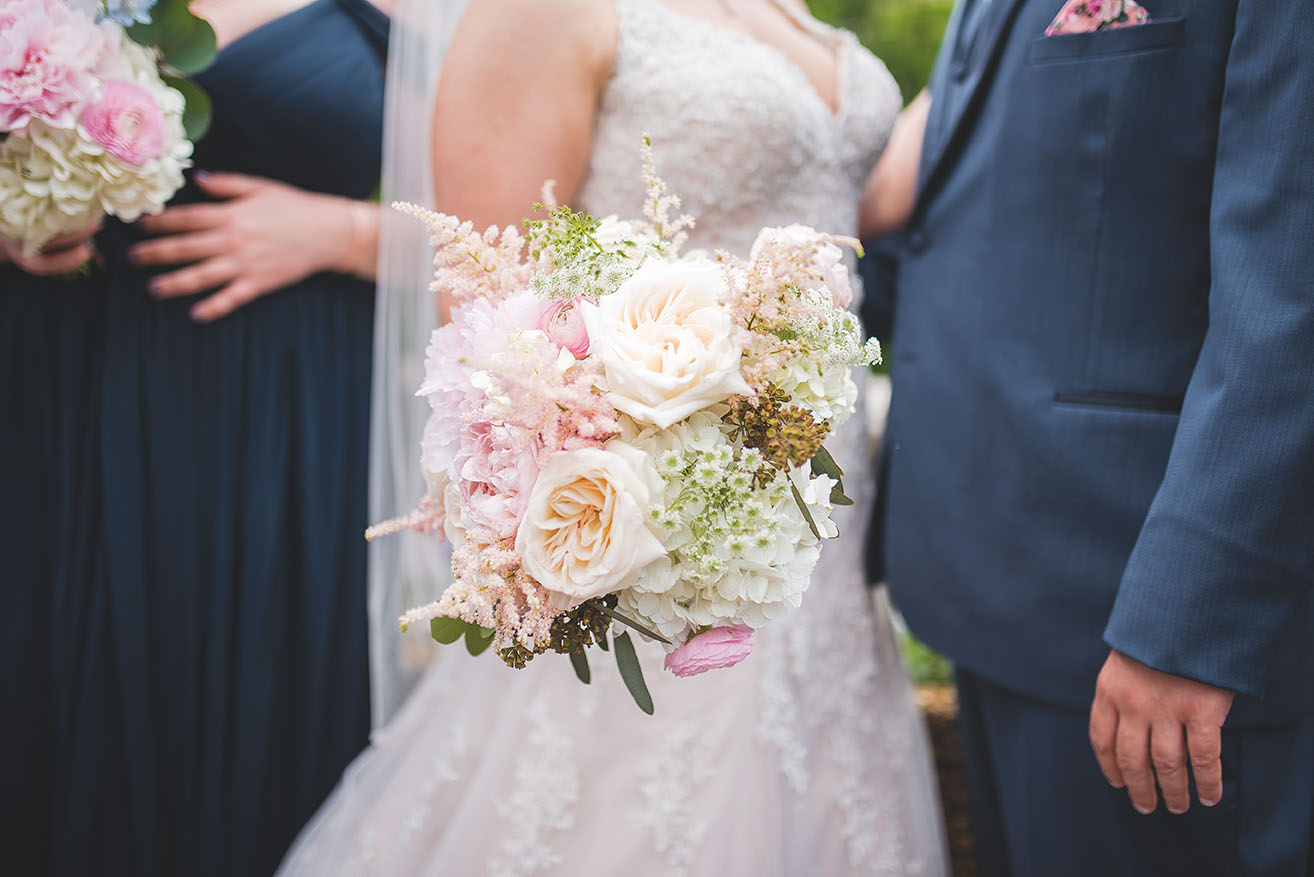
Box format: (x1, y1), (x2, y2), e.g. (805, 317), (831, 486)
(281, 1), (950, 874)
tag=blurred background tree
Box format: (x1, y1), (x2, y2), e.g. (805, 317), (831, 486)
(809, 0), (954, 102)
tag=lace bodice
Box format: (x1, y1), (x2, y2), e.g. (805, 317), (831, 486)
(577, 0), (902, 256)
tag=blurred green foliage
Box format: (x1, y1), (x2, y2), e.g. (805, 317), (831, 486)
(809, 0), (955, 102)
(900, 631), (955, 686)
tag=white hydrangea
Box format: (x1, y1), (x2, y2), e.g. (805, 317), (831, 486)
(0, 34), (190, 254)
(614, 412), (838, 644)
(774, 356), (860, 427)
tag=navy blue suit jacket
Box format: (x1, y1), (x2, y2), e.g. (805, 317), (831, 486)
(867, 0), (1314, 726)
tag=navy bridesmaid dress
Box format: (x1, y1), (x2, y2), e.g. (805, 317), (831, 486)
(0, 1), (387, 874)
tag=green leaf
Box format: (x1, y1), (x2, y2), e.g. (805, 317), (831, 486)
(593, 602), (671, 645)
(126, 18), (163, 48)
(810, 445), (845, 482)
(613, 633), (654, 715)
(790, 481), (822, 540)
(430, 616), (466, 645)
(569, 648), (591, 684)
(830, 485), (855, 506)
(465, 625), (494, 657)
(162, 17), (217, 75)
(162, 75), (212, 141)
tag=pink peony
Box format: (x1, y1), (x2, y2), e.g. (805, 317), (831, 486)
(0, 0), (109, 132)
(81, 80), (165, 165)
(663, 626), (754, 677)
(537, 299), (590, 358)
(454, 419), (540, 539)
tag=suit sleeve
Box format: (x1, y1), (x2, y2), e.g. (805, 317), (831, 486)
(1104, 0), (1314, 697)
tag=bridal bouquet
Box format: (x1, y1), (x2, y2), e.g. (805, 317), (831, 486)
(0, 0), (214, 254)
(374, 141), (881, 712)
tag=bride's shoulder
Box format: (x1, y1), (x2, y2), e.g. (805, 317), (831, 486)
(458, 0), (617, 83)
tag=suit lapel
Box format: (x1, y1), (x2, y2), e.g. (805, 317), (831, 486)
(917, 0), (1029, 199)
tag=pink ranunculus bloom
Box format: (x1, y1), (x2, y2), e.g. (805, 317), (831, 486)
(664, 626), (754, 678)
(81, 80), (166, 165)
(0, 0), (107, 132)
(538, 299), (590, 358)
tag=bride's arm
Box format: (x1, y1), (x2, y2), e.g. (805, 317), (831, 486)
(430, 0), (617, 230)
(858, 90), (931, 240)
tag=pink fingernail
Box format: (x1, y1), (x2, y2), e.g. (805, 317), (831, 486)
(1200, 798), (1219, 807)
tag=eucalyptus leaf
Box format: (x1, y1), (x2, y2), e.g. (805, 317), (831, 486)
(126, 18), (162, 48)
(569, 648), (591, 684)
(811, 445), (845, 482)
(791, 481), (822, 540)
(613, 633), (654, 715)
(162, 17), (217, 75)
(830, 485), (855, 506)
(465, 625), (494, 657)
(594, 602), (671, 645)
(429, 616), (466, 645)
(595, 633), (610, 652)
(162, 75), (212, 141)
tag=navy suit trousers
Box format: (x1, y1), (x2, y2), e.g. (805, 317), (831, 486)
(955, 669), (1314, 877)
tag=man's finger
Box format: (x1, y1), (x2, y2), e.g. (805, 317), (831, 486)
(1186, 718), (1225, 807)
(1089, 694), (1124, 788)
(190, 280), (262, 323)
(1115, 718), (1157, 815)
(1150, 722), (1190, 815)
(149, 257), (236, 298)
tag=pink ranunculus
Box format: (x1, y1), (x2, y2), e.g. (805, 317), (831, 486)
(0, 0), (107, 132)
(81, 80), (165, 165)
(538, 299), (590, 358)
(663, 626), (754, 678)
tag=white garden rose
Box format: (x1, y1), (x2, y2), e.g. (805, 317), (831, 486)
(516, 440), (667, 608)
(750, 224), (855, 309)
(580, 258), (751, 428)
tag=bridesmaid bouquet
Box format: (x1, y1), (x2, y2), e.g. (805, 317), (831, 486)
(374, 141), (881, 713)
(0, 0), (214, 254)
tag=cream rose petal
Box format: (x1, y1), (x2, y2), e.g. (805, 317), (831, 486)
(515, 441), (667, 607)
(581, 259), (751, 428)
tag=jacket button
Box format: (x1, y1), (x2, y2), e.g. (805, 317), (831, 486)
(906, 229), (930, 255)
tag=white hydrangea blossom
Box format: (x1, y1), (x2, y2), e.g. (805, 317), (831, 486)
(614, 412), (838, 645)
(0, 34), (190, 254)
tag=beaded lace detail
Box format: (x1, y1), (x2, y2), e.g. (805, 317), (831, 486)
(576, 0), (902, 255)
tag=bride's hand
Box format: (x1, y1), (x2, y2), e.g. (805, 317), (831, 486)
(131, 172), (379, 323)
(2, 221), (102, 276)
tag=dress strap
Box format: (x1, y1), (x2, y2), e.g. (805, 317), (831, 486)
(334, 0), (390, 56)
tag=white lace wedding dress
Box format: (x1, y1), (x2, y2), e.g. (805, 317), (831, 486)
(280, 2), (949, 874)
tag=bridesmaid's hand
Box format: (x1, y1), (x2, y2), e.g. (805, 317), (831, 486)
(2, 221), (102, 276)
(132, 172), (379, 323)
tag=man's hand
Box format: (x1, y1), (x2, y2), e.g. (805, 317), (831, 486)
(1090, 650), (1235, 815)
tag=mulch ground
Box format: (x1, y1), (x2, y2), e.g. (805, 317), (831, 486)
(916, 685), (977, 877)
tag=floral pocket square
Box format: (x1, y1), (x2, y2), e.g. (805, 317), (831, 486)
(1045, 0), (1151, 35)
